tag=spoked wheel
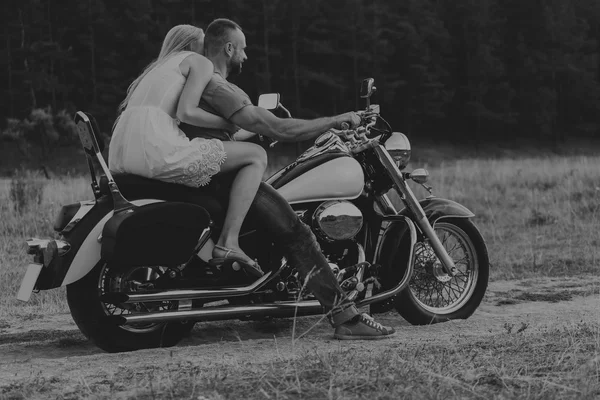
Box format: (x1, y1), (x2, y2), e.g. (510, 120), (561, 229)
(67, 261), (194, 353)
(395, 218), (489, 325)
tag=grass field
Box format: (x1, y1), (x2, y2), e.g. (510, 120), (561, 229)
(1, 153), (599, 399)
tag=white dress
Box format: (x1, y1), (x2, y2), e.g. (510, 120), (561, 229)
(108, 51), (227, 187)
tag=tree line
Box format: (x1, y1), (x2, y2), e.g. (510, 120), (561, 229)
(2, 0), (600, 151)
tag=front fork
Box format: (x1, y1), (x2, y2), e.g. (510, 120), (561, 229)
(374, 146), (458, 276)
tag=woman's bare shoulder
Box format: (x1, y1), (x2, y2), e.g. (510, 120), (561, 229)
(181, 52), (213, 71)
(178, 52), (212, 78)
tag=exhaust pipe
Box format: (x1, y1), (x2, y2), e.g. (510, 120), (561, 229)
(105, 221), (417, 327)
(101, 271), (274, 305)
(107, 300), (324, 326)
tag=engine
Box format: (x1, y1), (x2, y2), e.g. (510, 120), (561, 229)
(312, 200), (363, 242)
(279, 200), (365, 301)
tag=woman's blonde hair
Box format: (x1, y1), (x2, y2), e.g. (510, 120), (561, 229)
(113, 24), (204, 131)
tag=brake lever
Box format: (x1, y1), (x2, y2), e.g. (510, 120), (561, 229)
(355, 126), (369, 141)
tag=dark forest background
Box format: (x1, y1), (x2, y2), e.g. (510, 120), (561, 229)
(2, 0), (600, 173)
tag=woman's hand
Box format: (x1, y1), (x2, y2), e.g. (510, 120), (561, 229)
(226, 123), (241, 136)
(233, 128), (258, 141)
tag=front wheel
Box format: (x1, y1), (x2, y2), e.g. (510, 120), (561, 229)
(395, 218), (489, 325)
(66, 261), (194, 353)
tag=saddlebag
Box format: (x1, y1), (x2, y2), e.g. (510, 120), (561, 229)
(101, 202), (211, 267)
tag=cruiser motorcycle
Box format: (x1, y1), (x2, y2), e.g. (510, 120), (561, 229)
(16, 78), (489, 353)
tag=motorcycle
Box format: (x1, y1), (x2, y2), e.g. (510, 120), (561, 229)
(16, 77), (489, 353)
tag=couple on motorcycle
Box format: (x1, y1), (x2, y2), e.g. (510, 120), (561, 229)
(108, 18), (395, 340)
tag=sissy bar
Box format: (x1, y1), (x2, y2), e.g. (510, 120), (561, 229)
(73, 111), (135, 213)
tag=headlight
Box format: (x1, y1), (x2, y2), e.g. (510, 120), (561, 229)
(388, 149), (411, 169)
(385, 132), (411, 169)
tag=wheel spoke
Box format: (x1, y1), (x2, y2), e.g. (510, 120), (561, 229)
(409, 223), (478, 314)
(99, 264), (180, 333)
(445, 241), (461, 256)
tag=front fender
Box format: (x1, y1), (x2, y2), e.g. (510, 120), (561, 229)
(400, 197), (475, 226)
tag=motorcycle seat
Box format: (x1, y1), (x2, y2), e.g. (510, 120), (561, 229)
(99, 173), (225, 224)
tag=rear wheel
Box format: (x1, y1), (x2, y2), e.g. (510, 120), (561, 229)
(67, 261), (194, 353)
(395, 218), (489, 325)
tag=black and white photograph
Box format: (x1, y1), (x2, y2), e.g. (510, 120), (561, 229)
(1, 0), (599, 398)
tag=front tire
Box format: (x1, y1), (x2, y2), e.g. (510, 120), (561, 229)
(67, 261), (194, 353)
(395, 218), (489, 325)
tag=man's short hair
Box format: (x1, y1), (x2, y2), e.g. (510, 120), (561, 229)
(204, 18), (243, 56)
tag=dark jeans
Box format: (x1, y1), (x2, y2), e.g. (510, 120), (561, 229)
(211, 174), (360, 327)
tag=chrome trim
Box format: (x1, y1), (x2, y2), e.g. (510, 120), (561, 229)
(194, 227), (212, 252)
(105, 271), (274, 304)
(62, 200), (96, 233)
(295, 209), (308, 219)
(356, 217), (417, 307)
(296, 134), (350, 163)
(409, 168), (429, 184)
(375, 194), (399, 215)
(357, 243), (366, 264)
(344, 244), (368, 300)
(111, 300), (324, 326)
(312, 200), (363, 242)
(384, 132), (411, 152)
(178, 300), (192, 311)
(26, 238), (71, 255)
(76, 111), (134, 213)
(77, 112), (115, 182)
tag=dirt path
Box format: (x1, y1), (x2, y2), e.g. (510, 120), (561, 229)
(1, 275), (599, 392)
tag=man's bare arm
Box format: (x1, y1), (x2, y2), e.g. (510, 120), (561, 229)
(229, 105), (356, 142)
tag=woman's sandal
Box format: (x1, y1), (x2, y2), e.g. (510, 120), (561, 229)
(209, 245), (264, 278)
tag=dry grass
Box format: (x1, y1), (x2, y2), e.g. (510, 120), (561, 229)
(1, 320), (598, 399)
(1, 154), (600, 399)
(0, 174), (90, 317)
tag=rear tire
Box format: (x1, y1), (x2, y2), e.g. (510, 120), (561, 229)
(67, 261), (194, 353)
(395, 218), (489, 325)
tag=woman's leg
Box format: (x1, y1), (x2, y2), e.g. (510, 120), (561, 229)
(213, 141), (267, 259)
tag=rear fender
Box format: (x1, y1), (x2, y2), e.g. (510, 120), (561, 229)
(34, 197), (112, 290)
(61, 199), (163, 286)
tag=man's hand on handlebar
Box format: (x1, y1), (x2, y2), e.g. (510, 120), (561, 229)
(335, 112), (361, 130)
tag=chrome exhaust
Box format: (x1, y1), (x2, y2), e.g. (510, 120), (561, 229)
(100, 271), (274, 305)
(108, 300), (324, 326)
(105, 218), (416, 326)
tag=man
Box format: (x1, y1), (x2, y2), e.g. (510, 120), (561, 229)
(180, 18), (395, 340)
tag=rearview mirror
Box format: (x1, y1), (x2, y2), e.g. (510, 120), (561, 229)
(258, 93), (280, 110)
(360, 78), (376, 99)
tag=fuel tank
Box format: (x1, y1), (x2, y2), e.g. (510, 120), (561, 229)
(267, 153), (364, 204)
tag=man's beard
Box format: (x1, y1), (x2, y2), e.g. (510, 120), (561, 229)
(229, 59), (243, 77)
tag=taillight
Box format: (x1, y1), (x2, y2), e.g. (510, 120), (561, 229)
(53, 202), (81, 232)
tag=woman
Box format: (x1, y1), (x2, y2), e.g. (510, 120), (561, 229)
(109, 24), (266, 277)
